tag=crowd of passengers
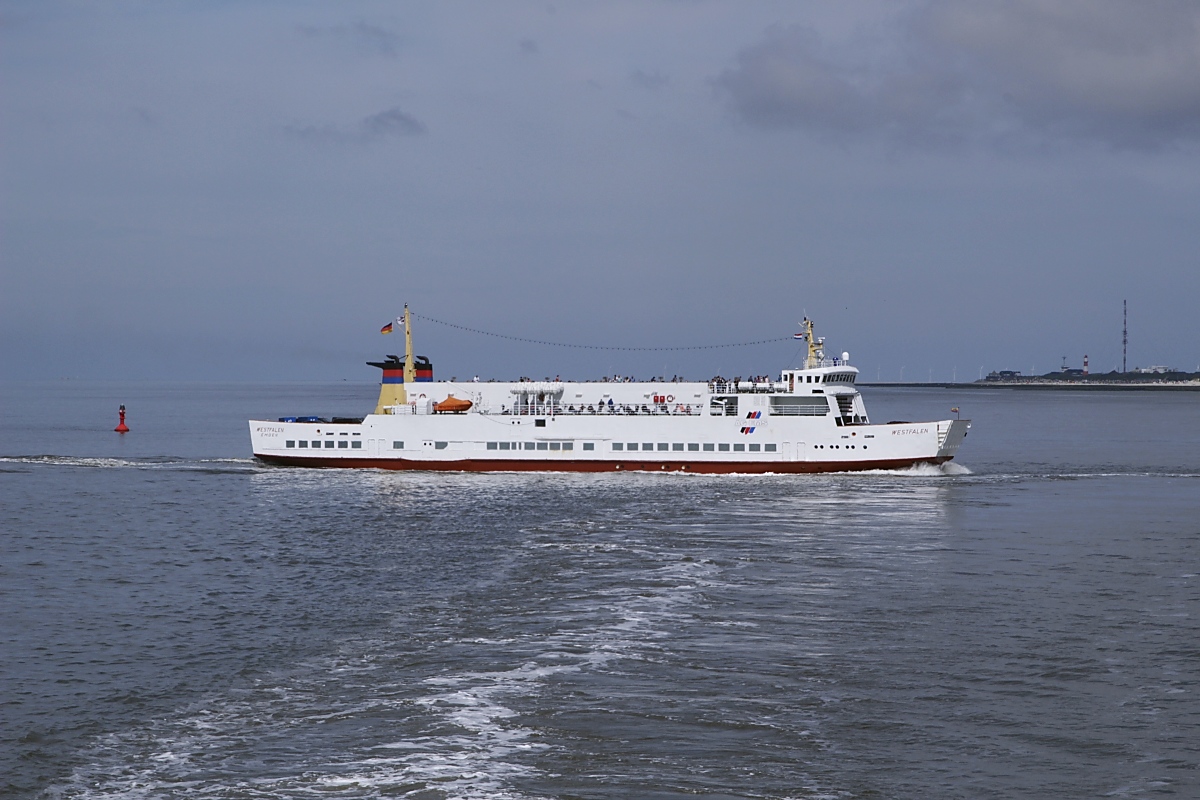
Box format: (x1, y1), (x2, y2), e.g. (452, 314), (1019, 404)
(452, 374), (779, 386)
(502, 399), (698, 415)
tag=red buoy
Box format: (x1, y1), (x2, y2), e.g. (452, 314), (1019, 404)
(115, 404), (129, 433)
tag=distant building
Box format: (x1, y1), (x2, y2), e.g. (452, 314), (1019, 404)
(1134, 365), (1173, 374)
(984, 370), (1022, 382)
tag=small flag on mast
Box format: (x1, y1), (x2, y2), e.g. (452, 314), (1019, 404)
(380, 317), (403, 334)
(380, 322), (393, 334)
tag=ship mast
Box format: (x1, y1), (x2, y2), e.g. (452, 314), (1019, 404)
(803, 317), (825, 369)
(403, 304), (415, 385)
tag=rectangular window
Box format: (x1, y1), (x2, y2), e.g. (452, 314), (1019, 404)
(549, 442), (561, 450)
(524, 442), (535, 450)
(772, 397), (828, 416)
(562, 442), (574, 451)
(710, 397), (738, 416)
(733, 443), (745, 452)
(535, 419), (546, 428)
(627, 443), (638, 451)
(765, 443), (777, 452)
(536, 442), (549, 450)
(435, 441), (448, 450)
(657, 443), (669, 451)
(672, 443), (684, 451)
(338, 440), (349, 449)
(499, 441), (511, 450)
(487, 442), (498, 450)
(749, 443), (761, 452)
(643, 443), (654, 451)
(325, 440), (335, 449)
(612, 442), (624, 451)
(583, 442), (594, 451)
(298, 440), (307, 448)
(816, 375), (822, 382)
(688, 443), (700, 451)
(351, 441), (362, 449)
(718, 443), (730, 452)
(286, 440), (295, 448)
(703, 443), (715, 452)
(393, 441), (403, 449)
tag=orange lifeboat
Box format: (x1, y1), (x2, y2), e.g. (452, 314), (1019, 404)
(433, 396), (473, 414)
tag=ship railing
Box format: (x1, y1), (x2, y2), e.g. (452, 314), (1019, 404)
(708, 381), (782, 395)
(496, 404), (702, 416)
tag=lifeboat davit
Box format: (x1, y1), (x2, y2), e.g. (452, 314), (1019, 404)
(433, 396), (473, 414)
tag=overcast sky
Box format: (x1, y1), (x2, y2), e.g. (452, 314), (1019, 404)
(4, 0), (1199, 383)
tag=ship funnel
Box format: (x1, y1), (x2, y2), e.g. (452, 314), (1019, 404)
(368, 354), (434, 414)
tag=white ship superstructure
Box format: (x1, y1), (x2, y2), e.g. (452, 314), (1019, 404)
(249, 309), (969, 473)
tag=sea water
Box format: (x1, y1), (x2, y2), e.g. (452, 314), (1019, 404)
(2, 382), (1198, 799)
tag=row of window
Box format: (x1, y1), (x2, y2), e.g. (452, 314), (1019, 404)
(282, 439), (786, 454)
(614, 442), (778, 453)
(286, 440), (362, 449)
(490, 441), (585, 451)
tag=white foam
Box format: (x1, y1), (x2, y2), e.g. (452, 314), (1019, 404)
(47, 530), (804, 799)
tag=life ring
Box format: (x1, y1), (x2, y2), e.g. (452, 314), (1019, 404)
(666, 394), (674, 403)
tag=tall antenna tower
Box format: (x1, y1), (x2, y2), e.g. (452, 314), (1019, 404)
(1122, 300), (1128, 373)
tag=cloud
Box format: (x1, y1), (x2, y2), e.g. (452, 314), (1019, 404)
(630, 69), (669, 90)
(715, 0), (1200, 149)
(286, 107), (426, 144)
(297, 21), (401, 57)
(361, 107), (425, 137)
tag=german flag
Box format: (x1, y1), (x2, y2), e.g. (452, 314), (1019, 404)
(380, 322), (394, 334)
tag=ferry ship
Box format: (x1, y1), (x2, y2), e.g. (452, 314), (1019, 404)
(249, 308), (969, 473)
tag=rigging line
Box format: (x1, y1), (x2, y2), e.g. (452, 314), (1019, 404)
(411, 313), (793, 352)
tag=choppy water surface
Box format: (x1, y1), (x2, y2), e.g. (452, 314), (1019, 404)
(2, 383), (1197, 799)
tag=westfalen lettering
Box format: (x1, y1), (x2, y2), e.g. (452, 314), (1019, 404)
(891, 427), (929, 436)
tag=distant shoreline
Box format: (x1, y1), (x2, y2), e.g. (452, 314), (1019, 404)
(862, 382), (1200, 391)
